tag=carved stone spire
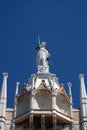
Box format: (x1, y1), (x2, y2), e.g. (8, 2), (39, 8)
(15, 82), (20, 96)
(79, 74), (87, 98)
(0, 73), (8, 107)
(79, 74), (87, 130)
(0, 73), (8, 130)
(67, 82), (73, 117)
(14, 82), (20, 118)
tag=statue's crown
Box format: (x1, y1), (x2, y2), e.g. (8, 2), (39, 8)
(41, 42), (46, 47)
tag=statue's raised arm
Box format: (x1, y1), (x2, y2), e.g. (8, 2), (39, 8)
(36, 42), (50, 66)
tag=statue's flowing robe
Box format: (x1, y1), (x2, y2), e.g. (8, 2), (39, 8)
(37, 47), (49, 66)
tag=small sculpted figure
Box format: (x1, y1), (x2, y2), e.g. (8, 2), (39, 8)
(36, 42), (50, 66)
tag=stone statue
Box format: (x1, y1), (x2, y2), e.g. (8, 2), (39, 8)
(36, 42), (50, 66)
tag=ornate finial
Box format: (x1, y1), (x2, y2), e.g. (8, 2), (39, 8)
(67, 82), (72, 98)
(79, 74), (85, 79)
(67, 82), (72, 87)
(3, 72), (8, 78)
(15, 82), (20, 96)
(16, 82), (20, 86)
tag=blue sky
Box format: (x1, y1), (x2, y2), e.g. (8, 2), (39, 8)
(0, 0), (87, 108)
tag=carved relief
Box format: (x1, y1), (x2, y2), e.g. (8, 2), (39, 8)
(34, 80), (50, 95)
(34, 90), (52, 109)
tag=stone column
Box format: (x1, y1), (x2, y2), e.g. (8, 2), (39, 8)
(52, 77), (56, 112)
(67, 82), (73, 117)
(31, 74), (35, 90)
(41, 115), (45, 130)
(29, 114), (34, 130)
(52, 115), (57, 130)
(0, 73), (8, 130)
(15, 82), (20, 96)
(52, 91), (57, 130)
(14, 82), (20, 118)
(30, 75), (35, 112)
(30, 93), (34, 112)
(52, 92), (56, 114)
(52, 94), (56, 108)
